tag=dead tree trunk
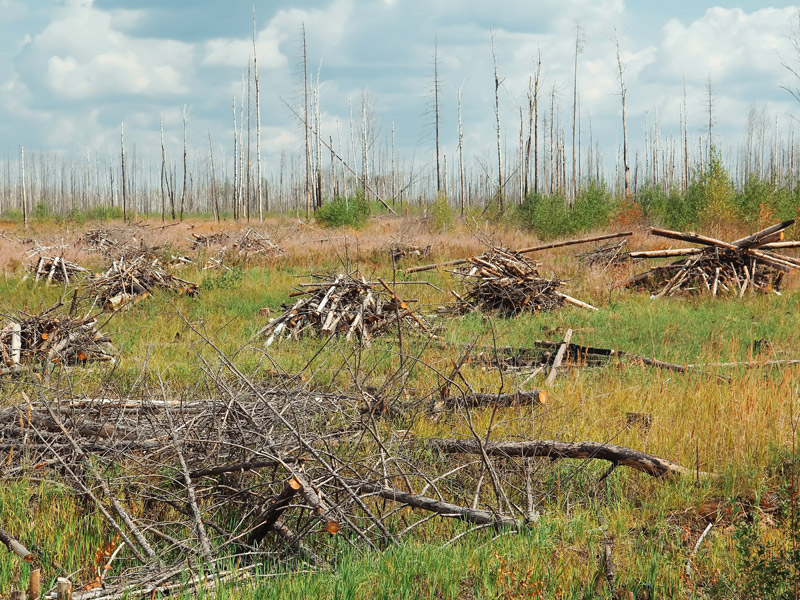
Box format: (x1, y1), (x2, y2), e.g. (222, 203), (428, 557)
(491, 30), (503, 208)
(160, 116), (167, 222)
(180, 107), (187, 221)
(120, 123), (127, 223)
(254, 8), (263, 220)
(302, 24), (311, 219)
(20, 146), (27, 228)
(571, 24), (584, 203)
(615, 34), (630, 198)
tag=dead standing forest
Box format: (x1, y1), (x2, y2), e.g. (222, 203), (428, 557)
(2, 26), (800, 226)
(3, 23), (800, 600)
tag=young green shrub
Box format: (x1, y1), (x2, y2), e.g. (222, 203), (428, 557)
(572, 180), (614, 231)
(316, 191), (371, 229)
(428, 195), (454, 232)
(517, 183), (613, 239)
(33, 201), (52, 220)
(85, 205), (125, 222)
(696, 149), (735, 228)
(517, 191), (571, 239)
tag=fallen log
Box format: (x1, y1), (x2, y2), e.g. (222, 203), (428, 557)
(545, 328), (573, 387)
(0, 526), (34, 563)
(731, 219), (794, 248)
(629, 248), (703, 259)
(649, 227), (738, 251)
(760, 240), (800, 249)
(424, 438), (711, 478)
(348, 479), (519, 528)
(515, 231), (633, 255)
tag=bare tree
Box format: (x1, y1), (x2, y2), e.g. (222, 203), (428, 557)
(20, 146), (27, 227)
(491, 29), (503, 208)
(254, 8), (263, 220)
(614, 34), (630, 198)
(232, 97), (239, 220)
(682, 79), (689, 190)
(571, 23), (584, 202)
(208, 131), (219, 223)
(706, 75), (715, 161)
(302, 24), (311, 219)
(181, 107), (188, 221)
(160, 116), (167, 222)
(457, 86), (466, 215)
(532, 51), (543, 195)
(120, 123), (127, 223)
(432, 38), (442, 195)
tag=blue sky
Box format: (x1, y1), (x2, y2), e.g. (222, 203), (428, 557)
(1, 0), (799, 182)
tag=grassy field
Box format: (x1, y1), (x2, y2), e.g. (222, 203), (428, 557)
(1, 215), (799, 599)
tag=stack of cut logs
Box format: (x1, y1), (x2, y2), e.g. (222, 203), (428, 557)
(28, 256), (90, 285)
(451, 247), (596, 315)
(626, 220), (800, 297)
(257, 272), (428, 345)
(0, 310), (114, 373)
(89, 254), (198, 310)
(233, 228), (284, 259)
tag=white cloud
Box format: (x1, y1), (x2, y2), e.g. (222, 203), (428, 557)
(202, 0), (354, 69)
(659, 7), (796, 84)
(23, 0), (193, 99)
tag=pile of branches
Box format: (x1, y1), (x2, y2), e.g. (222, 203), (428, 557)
(188, 231), (230, 249)
(78, 223), (147, 257)
(257, 272), (429, 345)
(0, 363), (705, 598)
(449, 247), (596, 316)
(0, 307), (114, 374)
(202, 248), (230, 271)
(390, 244), (431, 262)
(577, 239), (629, 269)
(626, 221), (800, 297)
(88, 254), (198, 310)
(232, 228), (284, 259)
(27, 256), (91, 285)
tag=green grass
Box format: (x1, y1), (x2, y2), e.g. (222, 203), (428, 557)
(2, 218), (800, 598)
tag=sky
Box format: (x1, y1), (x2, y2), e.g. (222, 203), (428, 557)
(1, 0), (799, 183)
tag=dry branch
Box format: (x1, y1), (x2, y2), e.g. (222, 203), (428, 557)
(349, 479), (519, 528)
(424, 438), (710, 478)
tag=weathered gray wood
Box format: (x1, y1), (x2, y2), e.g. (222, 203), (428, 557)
(424, 438), (711, 478)
(731, 219), (795, 248)
(349, 479), (519, 528)
(545, 328), (573, 387)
